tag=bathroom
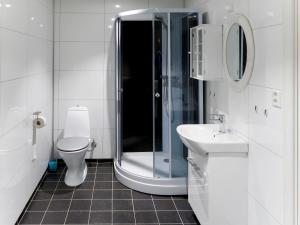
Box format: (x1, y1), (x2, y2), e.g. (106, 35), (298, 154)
(0, 0), (297, 224)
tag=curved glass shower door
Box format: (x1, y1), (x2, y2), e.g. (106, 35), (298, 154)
(115, 9), (201, 195)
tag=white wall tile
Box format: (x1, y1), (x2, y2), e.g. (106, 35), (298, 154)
(103, 99), (115, 129)
(0, 29), (27, 81)
(60, 13), (105, 42)
(0, 1), (53, 223)
(59, 71), (103, 99)
(228, 86), (249, 136)
(60, 42), (105, 71)
(104, 0), (148, 13)
(249, 0), (283, 28)
(102, 128), (115, 158)
(149, 0), (184, 8)
(248, 195), (281, 225)
(61, 0), (105, 13)
(248, 85), (284, 156)
(248, 142), (284, 224)
(0, 0), (29, 33)
(104, 13), (117, 42)
(0, 78), (28, 135)
(54, 0), (61, 12)
(103, 70), (115, 100)
(250, 26), (283, 90)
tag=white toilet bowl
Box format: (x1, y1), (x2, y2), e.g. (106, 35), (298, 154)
(57, 137), (90, 186)
(56, 106), (91, 186)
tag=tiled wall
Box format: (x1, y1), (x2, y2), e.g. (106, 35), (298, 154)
(185, 0), (294, 224)
(54, 0), (184, 159)
(0, 0), (53, 224)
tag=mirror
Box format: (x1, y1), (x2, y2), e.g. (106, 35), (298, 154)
(223, 14), (254, 91)
(226, 24), (247, 81)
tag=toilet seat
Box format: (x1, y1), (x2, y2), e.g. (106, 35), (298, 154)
(57, 137), (89, 152)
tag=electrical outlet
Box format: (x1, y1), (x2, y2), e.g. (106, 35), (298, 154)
(272, 91), (281, 108)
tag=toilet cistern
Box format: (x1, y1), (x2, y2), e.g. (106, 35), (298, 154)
(209, 113), (226, 133)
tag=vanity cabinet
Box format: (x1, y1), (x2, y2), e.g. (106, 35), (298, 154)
(190, 25), (222, 80)
(187, 150), (248, 225)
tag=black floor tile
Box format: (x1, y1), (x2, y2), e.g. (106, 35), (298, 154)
(179, 210), (199, 224)
(86, 161), (97, 167)
(52, 189), (74, 199)
(87, 167), (96, 173)
(39, 182), (57, 191)
(91, 200), (112, 210)
(48, 200), (71, 211)
(76, 181), (94, 190)
(56, 181), (75, 190)
(94, 181), (112, 189)
(43, 174), (61, 182)
(98, 162), (113, 167)
(113, 200), (133, 210)
(73, 190), (93, 199)
(85, 173), (96, 181)
(33, 190), (54, 200)
(19, 212), (44, 224)
(157, 211), (182, 223)
(89, 211), (112, 224)
(41, 211), (67, 224)
(96, 173), (112, 181)
(174, 199), (192, 210)
(113, 181), (129, 190)
(18, 160), (199, 225)
(133, 200), (155, 210)
(93, 190), (112, 199)
(70, 200), (91, 211)
(154, 200), (176, 210)
(113, 190), (132, 199)
(113, 211), (135, 223)
(27, 200), (49, 211)
(132, 190), (152, 199)
(65, 211), (89, 224)
(135, 211), (158, 223)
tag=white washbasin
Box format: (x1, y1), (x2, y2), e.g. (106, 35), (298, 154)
(176, 124), (248, 154)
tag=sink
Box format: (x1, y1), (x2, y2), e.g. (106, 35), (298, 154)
(176, 124), (248, 155)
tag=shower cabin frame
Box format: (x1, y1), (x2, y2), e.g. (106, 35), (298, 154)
(114, 9), (202, 195)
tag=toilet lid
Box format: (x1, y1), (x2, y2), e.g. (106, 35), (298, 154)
(57, 137), (89, 152)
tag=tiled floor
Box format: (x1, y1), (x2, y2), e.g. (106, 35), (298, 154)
(17, 160), (200, 225)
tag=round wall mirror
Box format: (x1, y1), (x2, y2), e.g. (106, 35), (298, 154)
(223, 14), (255, 91)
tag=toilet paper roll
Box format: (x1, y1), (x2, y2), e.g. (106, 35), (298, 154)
(33, 116), (47, 128)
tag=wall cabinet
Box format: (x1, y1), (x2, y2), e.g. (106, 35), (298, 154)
(190, 25), (223, 80)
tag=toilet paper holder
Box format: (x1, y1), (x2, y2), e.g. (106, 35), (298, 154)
(32, 111), (46, 161)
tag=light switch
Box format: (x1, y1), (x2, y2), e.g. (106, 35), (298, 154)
(272, 91), (281, 108)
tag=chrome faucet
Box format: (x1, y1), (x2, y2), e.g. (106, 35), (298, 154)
(210, 114), (226, 133)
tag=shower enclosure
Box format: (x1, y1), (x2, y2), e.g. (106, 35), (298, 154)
(114, 9), (202, 195)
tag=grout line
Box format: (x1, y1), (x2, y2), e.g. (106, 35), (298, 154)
(171, 196), (184, 225)
(131, 189), (137, 225)
(63, 170), (75, 225)
(40, 168), (65, 225)
(87, 162), (97, 224)
(111, 167), (114, 224)
(151, 195), (160, 225)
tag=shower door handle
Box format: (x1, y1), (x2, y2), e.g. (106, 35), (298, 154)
(155, 93), (160, 98)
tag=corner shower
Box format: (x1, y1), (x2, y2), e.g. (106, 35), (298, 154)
(114, 9), (202, 195)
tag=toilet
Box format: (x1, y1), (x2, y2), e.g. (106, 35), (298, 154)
(57, 106), (91, 186)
